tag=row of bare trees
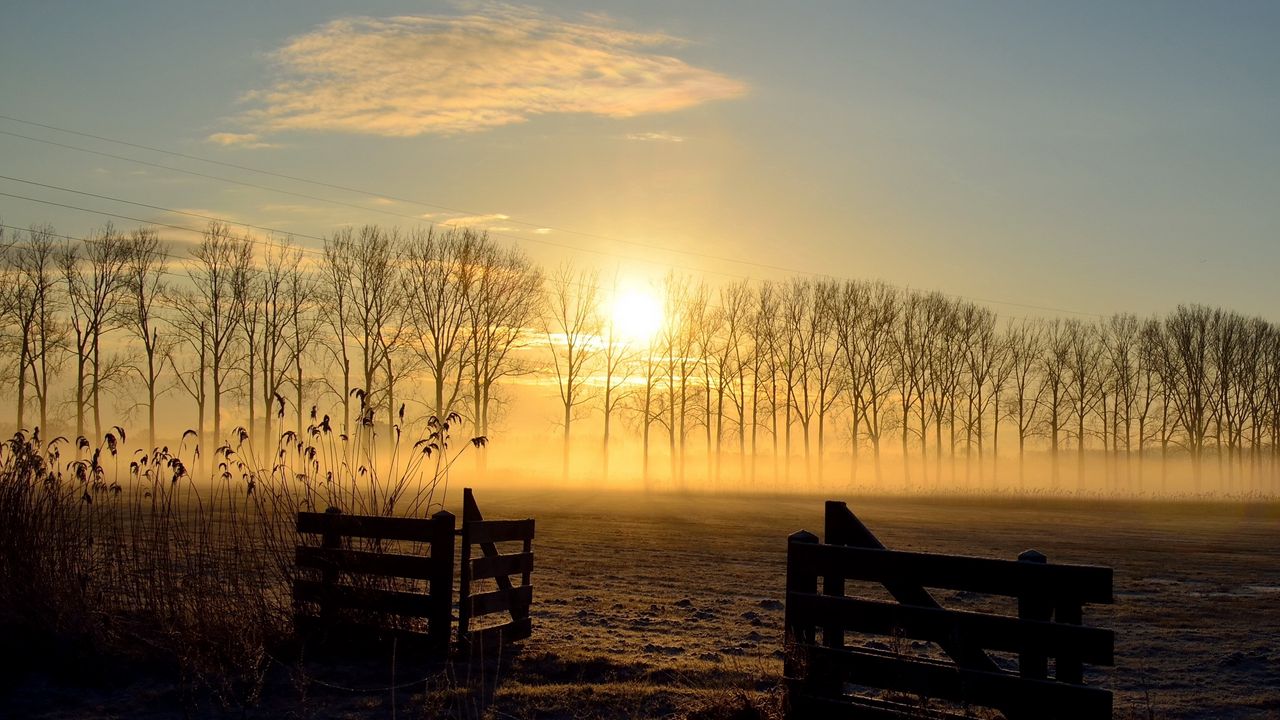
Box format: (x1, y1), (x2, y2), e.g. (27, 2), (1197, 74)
(3, 220), (1279, 493)
(0, 221), (542, 459)
(566, 272), (1280, 494)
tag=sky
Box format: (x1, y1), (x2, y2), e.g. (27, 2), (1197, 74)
(2, 1), (1279, 320)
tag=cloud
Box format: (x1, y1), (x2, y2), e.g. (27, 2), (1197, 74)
(205, 132), (277, 149)
(625, 131), (686, 143)
(230, 6), (746, 137)
(444, 213), (511, 228)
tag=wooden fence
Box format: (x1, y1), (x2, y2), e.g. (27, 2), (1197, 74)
(784, 501), (1114, 719)
(458, 487), (535, 652)
(293, 488), (533, 656)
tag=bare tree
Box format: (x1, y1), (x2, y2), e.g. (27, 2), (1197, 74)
(1004, 319), (1045, 484)
(963, 306), (1000, 480)
(1064, 319), (1102, 489)
(691, 286), (722, 484)
(1138, 318), (1175, 489)
(599, 275), (637, 483)
(1102, 314), (1141, 489)
(349, 226), (405, 436)
(543, 263), (601, 481)
(283, 250), (322, 435)
(233, 240), (263, 447)
(716, 280), (754, 483)
(836, 281), (900, 484)
(121, 227), (170, 447)
(256, 241), (305, 448)
(468, 241), (542, 471)
(636, 316), (668, 488)
(658, 274), (700, 486)
(61, 223), (130, 441)
(319, 228), (356, 433)
(810, 281), (843, 484)
(893, 291), (931, 484)
(7, 225), (64, 434)
(406, 226), (475, 423)
(987, 324), (1016, 486)
(1039, 319), (1071, 487)
(926, 295), (962, 481)
(1160, 305), (1214, 488)
(174, 222), (248, 452)
(750, 282), (782, 485)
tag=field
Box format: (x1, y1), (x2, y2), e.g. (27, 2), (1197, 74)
(4, 488), (1279, 719)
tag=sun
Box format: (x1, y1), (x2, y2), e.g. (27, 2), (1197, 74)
(610, 288), (664, 345)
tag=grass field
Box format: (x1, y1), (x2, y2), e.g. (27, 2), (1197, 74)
(4, 488), (1278, 719)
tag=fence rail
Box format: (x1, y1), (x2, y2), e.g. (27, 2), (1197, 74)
(292, 488), (535, 657)
(293, 507), (456, 652)
(458, 488), (535, 653)
(784, 501), (1115, 720)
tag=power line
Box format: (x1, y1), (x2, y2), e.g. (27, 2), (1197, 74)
(0, 174), (329, 246)
(0, 114), (1105, 317)
(0, 114), (796, 274)
(0, 169), (759, 281)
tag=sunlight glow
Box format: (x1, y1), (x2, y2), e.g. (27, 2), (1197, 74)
(611, 289), (664, 345)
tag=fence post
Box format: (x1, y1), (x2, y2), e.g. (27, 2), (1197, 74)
(785, 530), (820, 647)
(1056, 598), (1084, 684)
(784, 529), (820, 719)
(428, 510), (456, 654)
(463, 489), (478, 640)
(320, 507), (342, 627)
(1017, 549), (1051, 681)
(822, 503), (848, 650)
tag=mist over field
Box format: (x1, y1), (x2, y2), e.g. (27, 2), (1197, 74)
(4, 3), (1280, 718)
(1, 219), (1275, 502)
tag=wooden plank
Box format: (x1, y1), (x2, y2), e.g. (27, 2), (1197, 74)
(463, 489), (531, 624)
(293, 579), (435, 618)
(822, 503), (848, 651)
(789, 542), (1113, 604)
(466, 617), (533, 651)
(787, 592), (1113, 665)
(471, 551), (533, 581)
(318, 509), (342, 625)
(469, 584), (533, 617)
(295, 546), (438, 580)
(458, 495), (474, 640)
(1056, 599), (1086, 683)
(798, 645), (1112, 719)
(1018, 549), (1053, 684)
(819, 503), (1003, 678)
(427, 510), (455, 652)
(785, 531), (820, 649)
(297, 511), (441, 542)
(467, 518), (535, 544)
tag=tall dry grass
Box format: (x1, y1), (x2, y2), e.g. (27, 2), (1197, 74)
(0, 408), (481, 709)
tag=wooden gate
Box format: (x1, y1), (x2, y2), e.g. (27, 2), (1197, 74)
(293, 488), (536, 656)
(457, 487), (535, 653)
(784, 501), (1114, 719)
(294, 508), (456, 652)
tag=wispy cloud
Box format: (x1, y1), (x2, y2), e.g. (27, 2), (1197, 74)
(205, 132), (277, 149)
(625, 131), (686, 143)
(229, 5), (746, 137)
(445, 213), (511, 228)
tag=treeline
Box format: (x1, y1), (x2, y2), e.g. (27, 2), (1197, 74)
(2, 220), (1279, 495)
(617, 276), (1280, 494)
